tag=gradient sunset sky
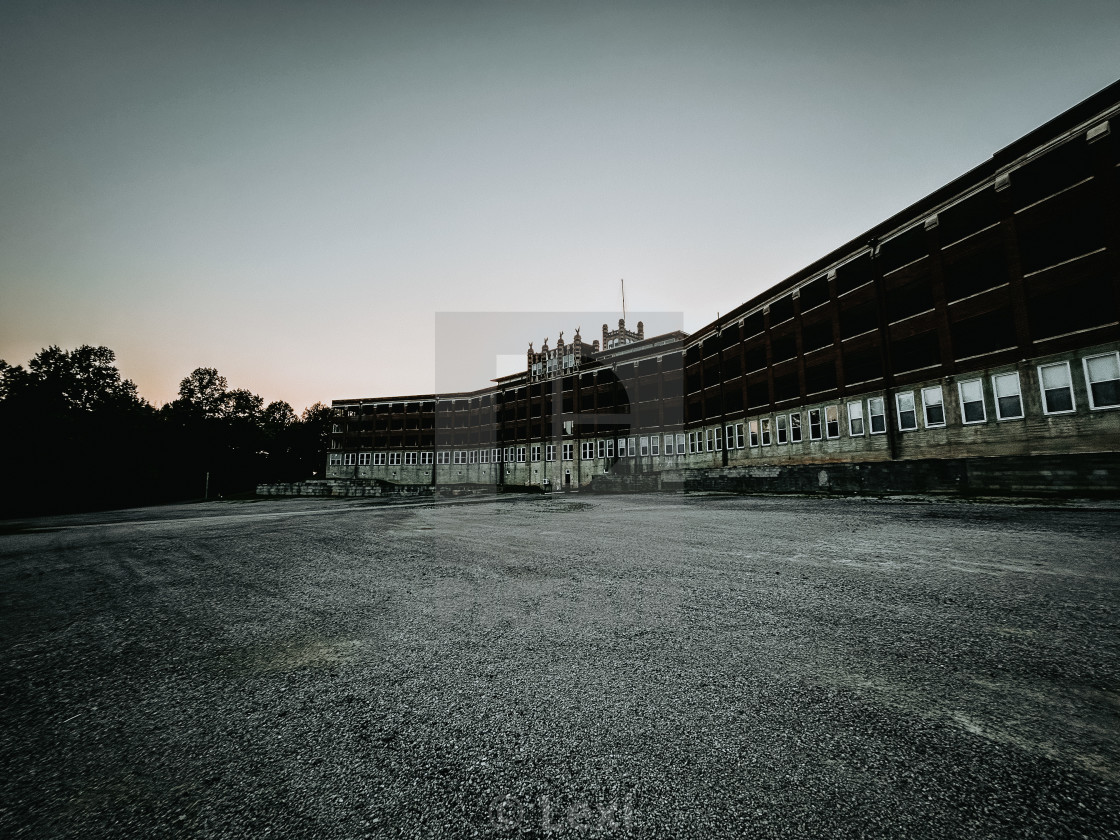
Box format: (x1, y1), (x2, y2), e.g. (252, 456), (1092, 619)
(2, 0), (1117, 412)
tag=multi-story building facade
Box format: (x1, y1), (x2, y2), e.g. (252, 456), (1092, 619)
(327, 81), (1120, 492)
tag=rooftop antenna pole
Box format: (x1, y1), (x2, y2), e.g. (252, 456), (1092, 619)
(621, 278), (626, 323)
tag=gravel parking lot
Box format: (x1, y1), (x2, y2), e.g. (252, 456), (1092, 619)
(2, 493), (1119, 839)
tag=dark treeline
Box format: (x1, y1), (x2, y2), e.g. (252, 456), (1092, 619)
(0, 346), (332, 516)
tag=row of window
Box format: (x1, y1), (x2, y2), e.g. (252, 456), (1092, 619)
(328, 353), (1120, 466)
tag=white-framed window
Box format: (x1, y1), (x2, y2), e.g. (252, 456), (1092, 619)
(734, 423), (745, 448)
(437, 451), (450, 465)
(775, 416), (787, 445)
(545, 444), (555, 461)
(640, 436), (649, 456)
(492, 448), (501, 463)
(531, 444), (541, 462)
(704, 429), (713, 451)
(748, 419), (759, 447)
(687, 432), (697, 454)
(358, 452), (371, 465)
(868, 396), (886, 434)
(896, 392), (918, 431)
(808, 408), (823, 440)
(651, 436), (659, 456)
(993, 372), (1024, 420)
(1038, 361), (1075, 415)
(606, 439), (615, 458)
(469, 450), (478, 464)
(389, 452), (402, 465)
(405, 452), (418, 465)
(479, 449), (489, 463)
(676, 433), (686, 455)
(921, 386), (946, 427)
(517, 446), (526, 463)
(562, 443), (573, 461)
(453, 450), (464, 465)
(664, 434), (674, 455)
(504, 446), (514, 462)
(760, 418), (772, 446)
(790, 412), (803, 443)
(343, 452), (356, 466)
(628, 437), (636, 457)
(725, 425), (735, 450)
(713, 427), (723, 451)
(619, 437), (628, 457)
(958, 379), (985, 424)
(1084, 352), (1120, 409)
(581, 441), (593, 459)
(329, 453), (342, 466)
(597, 439), (606, 458)
(847, 401), (864, 436)
(374, 452), (387, 465)
(421, 452), (433, 465)
(824, 405), (840, 439)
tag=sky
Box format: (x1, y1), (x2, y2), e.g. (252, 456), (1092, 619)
(1, 0), (1118, 412)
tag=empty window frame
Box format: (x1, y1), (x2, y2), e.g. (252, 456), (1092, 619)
(640, 436), (650, 456)
(725, 425), (735, 450)
(1084, 352), (1120, 409)
(389, 452), (402, 465)
(776, 415), (788, 444)
(405, 452), (418, 465)
(619, 437), (629, 457)
(789, 412), (803, 442)
(735, 423), (745, 448)
(704, 429), (714, 451)
(597, 439), (606, 458)
(868, 397), (886, 434)
(562, 443), (573, 461)
(374, 453), (387, 465)
(847, 401), (865, 436)
(993, 372), (1024, 420)
(896, 392), (918, 431)
(748, 419), (760, 447)
(922, 386), (946, 427)
(676, 433), (686, 455)
(545, 444), (555, 462)
(343, 453), (356, 466)
(688, 432), (697, 454)
(651, 436), (660, 456)
(714, 427), (723, 451)
(958, 379), (986, 424)
(531, 444), (541, 462)
(760, 417), (772, 446)
(329, 453), (342, 466)
(824, 405), (840, 439)
(1038, 361), (1075, 415)
(808, 408), (824, 440)
(358, 452), (371, 466)
(606, 439), (615, 458)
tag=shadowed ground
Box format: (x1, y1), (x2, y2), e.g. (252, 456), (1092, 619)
(1, 494), (1118, 839)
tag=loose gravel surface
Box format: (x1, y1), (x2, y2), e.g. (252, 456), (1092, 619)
(1, 493), (1119, 839)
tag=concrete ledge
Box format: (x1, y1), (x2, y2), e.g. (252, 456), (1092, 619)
(589, 453), (1120, 497)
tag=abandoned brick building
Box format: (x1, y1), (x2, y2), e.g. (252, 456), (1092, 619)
(326, 81), (1120, 494)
